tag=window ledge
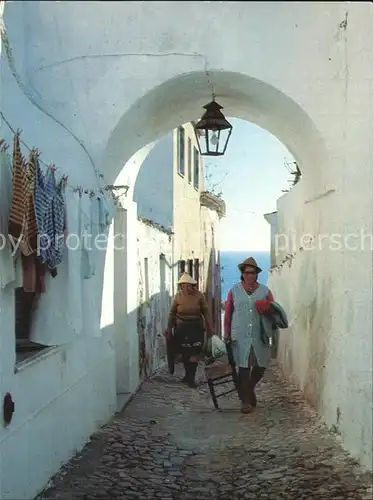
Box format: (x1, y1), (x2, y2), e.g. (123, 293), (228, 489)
(15, 345), (61, 374)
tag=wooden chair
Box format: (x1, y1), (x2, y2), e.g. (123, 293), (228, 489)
(204, 341), (240, 410)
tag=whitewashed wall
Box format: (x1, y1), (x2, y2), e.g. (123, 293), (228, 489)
(136, 219), (172, 378)
(133, 134), (174, 230)
(0, 2), (371, 498)
(268, 182), (373, 471)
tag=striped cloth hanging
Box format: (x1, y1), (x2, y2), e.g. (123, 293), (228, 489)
(49, 177), (66, 269)
(34, 157), (55, 264)
(24, 150), (38, 254)
(8, 132), (28, 254)
(8, 135), (39, 256)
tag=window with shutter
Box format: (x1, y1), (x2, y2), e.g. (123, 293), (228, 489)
(187, 259), (193, 277)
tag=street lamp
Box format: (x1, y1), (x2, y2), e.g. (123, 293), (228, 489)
(193, 99), (233, 156)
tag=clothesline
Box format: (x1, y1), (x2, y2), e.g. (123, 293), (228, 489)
(0, 111), (118, 204)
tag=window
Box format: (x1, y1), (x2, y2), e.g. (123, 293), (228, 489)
(177, 126), (185, 176)
(15, 288), (36, 342)
(15, 287), (48, 362)
(187, 137), (192, 184)
(187, 259), (193, 277)
(178, 259), (186, 276)
(193, 147), (199, 190)
(193, 258), (200, 287)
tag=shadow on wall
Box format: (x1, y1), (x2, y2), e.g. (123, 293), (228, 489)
(137, 288), (170, 379)
(137, 253), (174, 379)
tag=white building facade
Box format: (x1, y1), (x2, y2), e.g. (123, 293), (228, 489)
(134, 122), (225, 331)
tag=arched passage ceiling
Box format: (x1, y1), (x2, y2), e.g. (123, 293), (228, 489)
(102, 70), (328, 188)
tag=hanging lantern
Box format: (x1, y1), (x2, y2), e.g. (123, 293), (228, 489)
(194, 100), (233, 156)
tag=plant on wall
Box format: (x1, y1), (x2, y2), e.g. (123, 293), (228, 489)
(281, 159), (302, 193)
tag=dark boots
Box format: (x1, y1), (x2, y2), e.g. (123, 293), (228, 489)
(182, 363), (188, 384)
(248, 366), (265, 407)
(182, 361), (198, 388)
(238, 367), (252, 413)
(238, 366), (266, 410)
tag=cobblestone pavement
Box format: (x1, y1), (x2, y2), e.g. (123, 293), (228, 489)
(39, 362), (372, 500)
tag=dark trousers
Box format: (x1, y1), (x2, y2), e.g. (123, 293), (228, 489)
(238, 365), (266, 406)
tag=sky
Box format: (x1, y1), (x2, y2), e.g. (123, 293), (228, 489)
(204, 118), (294, 252)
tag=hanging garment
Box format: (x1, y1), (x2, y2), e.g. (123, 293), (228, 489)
(34, 157), (54, 264)
(0, 147), (16, 288)
(31, 189), (83, 345)
(81, 195), (103, 337)
(66, 189), (83, 335)
(8, 133), (28, 254)
(49, 177), (66, 270)
(34, 161), (65, 272)
(89, 195), (101, 277)
(80, 193), (94, 279)
(8, 142), (38, 257)
(98, 195), (115, 233)
(24, 150), (39, 255)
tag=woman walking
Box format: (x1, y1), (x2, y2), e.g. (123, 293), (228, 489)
(224, 256), (275, 413)
(165, 272), (213, 388)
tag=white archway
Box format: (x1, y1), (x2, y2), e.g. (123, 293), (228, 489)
(101, 68), (327, 410)
(102, 70), (328, 194)
(0, 4), (371, 497)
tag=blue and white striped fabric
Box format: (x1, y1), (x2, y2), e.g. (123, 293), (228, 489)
(34, 162), (66, 269)
(49, 179), (66, 269)
(34, 160), (55, 264)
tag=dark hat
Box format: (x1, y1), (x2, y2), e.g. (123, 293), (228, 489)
(238, 256), (262, 273)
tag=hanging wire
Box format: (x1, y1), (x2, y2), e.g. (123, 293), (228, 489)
(0, 21), (119, 202)
(0, 111), (119, 203)
(1, 22), (97, 176)
(204, 66), (216, 101)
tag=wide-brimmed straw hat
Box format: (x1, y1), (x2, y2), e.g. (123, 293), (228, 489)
(238, 256), (262, 274)
(177, 272), (197, 285)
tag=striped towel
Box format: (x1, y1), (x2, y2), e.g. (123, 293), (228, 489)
(34, 161), (66, 270)
(8, 133), (28, 251)
(34, 160), (55, 264)
(8, 136), (38, 256)
(23, 151), (38, 255)
(49, 178), (66, 269)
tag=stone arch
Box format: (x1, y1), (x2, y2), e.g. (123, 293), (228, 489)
(102, 69), (329, 398)
(102, 70), (328, 195)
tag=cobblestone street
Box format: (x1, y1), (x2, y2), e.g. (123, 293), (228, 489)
(39, 363), (372, 500)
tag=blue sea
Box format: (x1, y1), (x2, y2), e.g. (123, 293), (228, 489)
(220, 251), (271, 301)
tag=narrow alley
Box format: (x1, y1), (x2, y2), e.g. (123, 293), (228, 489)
(39, 363), (372, 500)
